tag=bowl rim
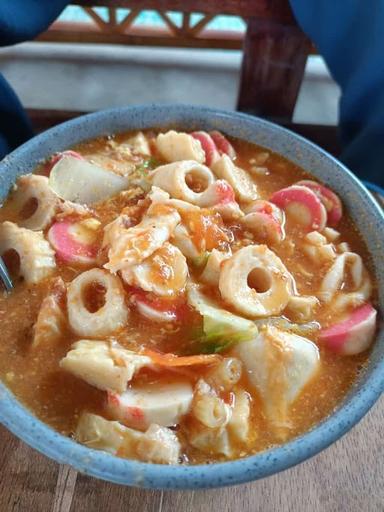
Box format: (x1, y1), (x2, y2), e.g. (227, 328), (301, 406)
(0, 103), (383, 489)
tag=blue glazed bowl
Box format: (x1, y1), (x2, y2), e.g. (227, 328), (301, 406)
(0, 105), (383, 489)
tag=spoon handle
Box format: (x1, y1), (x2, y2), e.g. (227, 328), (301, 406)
(0, 256), (13, 291)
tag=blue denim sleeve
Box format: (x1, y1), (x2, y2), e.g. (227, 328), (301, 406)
(0, 1), (69, 157)
(289, 0), (384, 187)
(0, 74), (33, 155)
(0, 0), (69, 46)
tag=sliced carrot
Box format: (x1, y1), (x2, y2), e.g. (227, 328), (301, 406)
(142, 349), (221, 367)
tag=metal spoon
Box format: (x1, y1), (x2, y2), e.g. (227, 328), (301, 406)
(0, 256), (13, 291)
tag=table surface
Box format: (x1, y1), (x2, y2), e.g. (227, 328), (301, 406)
(0, 395), (382, 512)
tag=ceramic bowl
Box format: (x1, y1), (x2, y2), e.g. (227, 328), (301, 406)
(0, 105), (383, 489)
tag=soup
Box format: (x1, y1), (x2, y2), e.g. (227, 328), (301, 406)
(0, 129), (377, 465)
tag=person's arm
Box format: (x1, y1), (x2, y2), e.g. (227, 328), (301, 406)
(0, 74), (33, 156)
(0, 0), (69, 46)
(289, 0), (384, 187)
(0, 1), (69, 158)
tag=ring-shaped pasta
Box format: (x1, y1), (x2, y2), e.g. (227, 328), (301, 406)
(219, 245), (294, 317)
(67, 268), (128, 337)
(319, 251), (372, 309)
(228, 389), (250, 443)
(319, 251), (365, 302)
(0, 221), (56, 283)
(332, 278), (372, 310)
(206, 357), (242, 391)
(9, 175), (60, 230)
(151, 161), (215, 206)
(211, 154), (258, 203)
(192, 380), (232, 429)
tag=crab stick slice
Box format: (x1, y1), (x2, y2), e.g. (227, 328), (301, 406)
(136, 299), (180, 323)
(319, 303), (377, 355)
(209, 180), (236, 204)
(297, 180), (343, 226)
(209, 131), (236, 159)
(244, 199), (283, 218)
(194, 179), (243, 220)
(191, 131), (220, 166)
(198, 179), (235, 206)
(129, 287), (189, 323)
(270, 185), (327, 232)
(48, 218), (100, 265)
(241, 200), (284, 243)
(43, 150), (84, 175)
(107, 380), (194, 430)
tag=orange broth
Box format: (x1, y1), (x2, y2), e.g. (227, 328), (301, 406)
(0, 131), (374, 464)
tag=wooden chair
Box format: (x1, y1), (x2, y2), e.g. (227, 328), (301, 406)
(31, 0), (339, 154)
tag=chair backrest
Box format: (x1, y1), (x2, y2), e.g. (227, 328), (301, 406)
(37, 0), (312, 122)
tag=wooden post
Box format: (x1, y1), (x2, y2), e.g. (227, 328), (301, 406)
(237, 16), (311, 122)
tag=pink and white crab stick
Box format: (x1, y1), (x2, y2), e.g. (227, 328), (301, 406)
(209, 131), (236, 159)
(200, 179), (236, 206)
(242, 200), (284, 243)
(319, 303), (377, 355)
(191, 131), (220, 166)
(48, 219), (99, 265)
(270, 185), (327, 232)
(198, 179), (242, 220)
(297, 180), (343, 226)
(128, 287), (189, 323)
